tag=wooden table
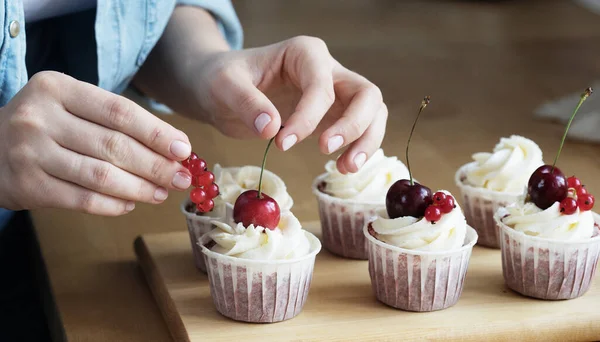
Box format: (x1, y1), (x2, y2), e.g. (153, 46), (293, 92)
(33, 1), (600, 341)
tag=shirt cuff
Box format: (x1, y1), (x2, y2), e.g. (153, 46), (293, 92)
(176, 0), (244, 50)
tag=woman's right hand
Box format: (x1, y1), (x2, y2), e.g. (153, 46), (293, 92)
(0, 71), (193, 216)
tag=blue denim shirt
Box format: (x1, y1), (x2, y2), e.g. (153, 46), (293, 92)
(0, 0), (243, 229)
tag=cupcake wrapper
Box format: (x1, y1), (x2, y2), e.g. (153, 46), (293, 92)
(364, 224), (478, 312)
(200, 232), (321, 323)
(455, 163), (522, 248)
(497, 211), (600, 300)
(312, 174), (383, 259)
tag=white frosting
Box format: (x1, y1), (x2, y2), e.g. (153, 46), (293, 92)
(322, 149), (410, 202)
(370, 190), (467, 251)
(502, 202), (595, 241)
(207, 212), (310, 260)
(465, 135), (543, 193)
(213, 164), (293, 211)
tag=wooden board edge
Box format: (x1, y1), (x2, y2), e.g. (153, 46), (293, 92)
(134, 235), (190, 342)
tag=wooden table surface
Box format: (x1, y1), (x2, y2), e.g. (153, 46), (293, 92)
(32, 1), (600, 341)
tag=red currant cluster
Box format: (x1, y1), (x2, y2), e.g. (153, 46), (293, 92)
(559, 176), (595, 215)
(424, 191), (456, 223)
(182, 152), (219, 212)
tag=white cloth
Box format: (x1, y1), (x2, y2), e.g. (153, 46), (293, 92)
(23, 0), (97, 22)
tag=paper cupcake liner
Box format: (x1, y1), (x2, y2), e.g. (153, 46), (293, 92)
(312, 174), (383, 260)
(496, 209), (600, 300)
(180, 199), (227, 273)
(455, 163), (523, 248)
(364, 223), (478, 312)
(200, 232), (321, 323)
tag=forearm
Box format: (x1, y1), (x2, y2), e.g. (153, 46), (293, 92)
(132, 6), (230, 121)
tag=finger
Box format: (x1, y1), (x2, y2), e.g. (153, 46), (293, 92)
(41, 144), (169, 204)
(56, 74), (191, 161)
(38, 174), (135, 216)
(48, 112), (192, 190)
(335, 103), (388, 174)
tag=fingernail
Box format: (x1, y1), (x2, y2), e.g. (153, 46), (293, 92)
(281, 134), (298, 151)
(354, 152), (367, 169)
(154, 187), (169, 201)
(327, 135), (344, 154)
(170, 140), (191, 159)
(254, 113), (271, 134)
(172, 172), (192, 189)
(125, 201), (135, 212)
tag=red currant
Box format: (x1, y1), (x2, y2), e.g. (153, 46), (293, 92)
(567, 176), (582, 189)
(190, 188), (207, 204)
(577, 186), (588, 196)
(578, 194), (595, 211)
(559, 197), (578, 215)
(205, 183), (219, 199)
(440, 196), (456, 214)
(196, 199), (214, 213)
(189, 158), (207, 176)
(432, 191), (447, 206)
(195, 171), (214, 187)
(182, 152), (199, 169)
(424, 205), (442, 223)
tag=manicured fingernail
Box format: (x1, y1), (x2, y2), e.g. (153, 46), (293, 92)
(254, 113), (271, 134)
(154, 187), (169, 201)
(172, 172), (191, 189)
(327, 135), (344, 154)
(281, 134), (298, 151)
(125, 201), (135, 212)
(354, 152), (367, 169)
(170, 140), (191, 159)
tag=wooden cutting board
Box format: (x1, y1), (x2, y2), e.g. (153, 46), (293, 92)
(134, 222), (600, 342)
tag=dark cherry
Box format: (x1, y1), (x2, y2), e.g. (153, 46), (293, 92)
(386, 180), (433, 219)
(233, 190), (280, 230)
(527, 165), (568, 210)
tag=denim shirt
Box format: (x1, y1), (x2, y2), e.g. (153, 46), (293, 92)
(0, 0), (243, 229)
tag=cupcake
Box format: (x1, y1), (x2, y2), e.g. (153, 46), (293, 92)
(455, 135), (544, 248)
(312, 148), (410, 259)
(199, 212), (321, 323)
(365, 190), (478, 312)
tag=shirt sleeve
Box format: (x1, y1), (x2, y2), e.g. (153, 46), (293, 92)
(176, 0), (243, 49)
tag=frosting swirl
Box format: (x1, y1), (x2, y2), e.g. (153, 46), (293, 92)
(213, 164), (293, 211)
(370, 191), (467, 251)
(322, 149), (409, 202)
(502, 202), (594, 241)
(207, 212), (310, 260)
(465, 135), (543, 193)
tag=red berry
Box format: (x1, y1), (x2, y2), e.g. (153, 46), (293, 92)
(559, 197), (578, 215)
(182, 152), (199, 169)
(195, 171), (215, 187)
(190, 188), (207, 204)
(205, 183), (219, 199)
(196, 199), (214, 213)
(424, 205), (442, 223)
(189, 158), (207, 176)
(578, 194), (595, 211)
(432, 192), (447, 205)
(577, 186), (588, 196)
(440, 196), (456, 214)
(567, 176), (582, 189)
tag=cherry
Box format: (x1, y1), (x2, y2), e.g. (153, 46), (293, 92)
(197, 199), (214, 213)
(567, 176), (582, 189)
(194, 171), (215, 188)
(440, 195), (456, 214)
(528, 165), (568, 210)
(386, 180), (433, 219)
(182, 152), (199, 168)
(432, 192), (447, 205)
(232, 136), (281, 230)
(190, 188), (207, 204)
(205, 183), (220, 199)
(560, 197), (578, 215)
(578, 194), (595, 211)
(189, 158), (207, 176)
(424, 205), (442, 223)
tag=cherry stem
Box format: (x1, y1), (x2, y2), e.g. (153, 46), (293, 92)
(406, 96), (430, 186)
(551, 87), (593, 172)
(257, 136), (276, 198)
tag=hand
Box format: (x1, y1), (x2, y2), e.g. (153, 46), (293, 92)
(193, 36), (387, 174)
(0, 71), (193, 216)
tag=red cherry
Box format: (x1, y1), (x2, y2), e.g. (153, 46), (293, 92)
(578, 194), (595, 211)
(205, 183), (219, 199)
(424, 205), (442, 223)
(182, 152), (199, 169)
(567, 176), (582, 189)
(432, 192), (447, 206)
(559, 197), (578, 215)
(195, 171), (214, 187)
(190, 188), (207, 204)
(189, 158), (207, 176)
(577, 186), (588, 196)
(196, 199), (214, 213)
(386, 180), (433, 219)
(527, 165), (568, 209)
(233, 190), (280, 230)
(440, 196), (456, 214)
